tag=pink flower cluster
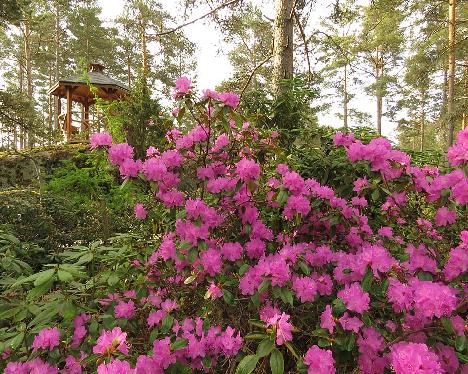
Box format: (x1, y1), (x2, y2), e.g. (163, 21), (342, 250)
(32, 327), (60, 351)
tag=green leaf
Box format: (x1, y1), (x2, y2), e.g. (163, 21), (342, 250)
(371, 189), (380, 202)
(270, 349), (284, 374)
(33, 269), (55, 286)
(8, 332), (24, 349)
(239, 264), (250, 277)
(235, 354), (259, 374)
(161, 315), (174, 334)
(244, 332), (269, 340)
(258, 280), (271, 294)
(61, 300), (76, 320)
(332, 298), (346, 315)
(57, 270), (73, 282)
(318, 338), (332, 347)
(223, 289), (235, 305)
(275, 189), (289, 206)
(188, 248), (198, 263)
(441, 317), (455, 335)
(171, 338), (189, 351)
(455, 335), (466, 352)
(279, 288), (293, 306)
(76, 252), (93, 265)
(257, 338), (275, 358)
(298, 261), (310, 275)
(346, 333), (356, 351)
(0, 307), (22, 319)
(28, 278), (54, 300)
(107, 273), (119, 286)
(361, 267), (373, 292)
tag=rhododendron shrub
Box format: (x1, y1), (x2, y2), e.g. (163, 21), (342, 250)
(1, 79), (467, 373)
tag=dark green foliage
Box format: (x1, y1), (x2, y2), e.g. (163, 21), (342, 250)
(97, 76), (170, 158)
(0, 0), (22, 25)
(0, 149), (149, 252)
(243, 76), (320, 148)
(291, 126), (379, 198)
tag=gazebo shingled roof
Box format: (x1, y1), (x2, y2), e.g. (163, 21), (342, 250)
(48, 63), (129, 105)
(48, 63), (129, 141)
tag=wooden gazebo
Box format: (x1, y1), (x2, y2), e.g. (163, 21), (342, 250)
(48, 63), (129, 141)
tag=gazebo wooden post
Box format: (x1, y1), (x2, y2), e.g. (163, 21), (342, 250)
(56, 97), (61, 130)
(83, 99), (90, 132)
(66, 86), (73, 141)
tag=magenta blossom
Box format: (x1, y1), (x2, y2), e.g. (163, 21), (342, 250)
(304, 345), (336, 374)
(219, 92), (240, 108)
(32, 327), (60, 351)
(93, 327), (129, 356)
(267, 313), (293, 345)
(90, 132), (112, 149)
(337, 282), (370, 314)
(390, 342), (443, 374)
(134, 203), (147, 220)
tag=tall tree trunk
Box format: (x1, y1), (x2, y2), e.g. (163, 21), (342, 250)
(462, 60), (467, 129)
(420, 90), (426, 152)
(447, 0), (456, 147)
(22, 18), (34, 148)
(374, 47), (384, 135)
(54, 2), (60, 132)
(343, 63), (348, 130)
(272, 0), (294, 95)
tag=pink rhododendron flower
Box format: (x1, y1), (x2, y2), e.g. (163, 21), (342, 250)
(267, 313), (293, 345)
(292, 275), (317, 302)
(172, 76), (191, 98)
(147, 310), (166, 327)
(337, 282), (370, 314)
(63, 355), (82, 374)
(390, 342), (443, 374)
(245, 238), (266, 258)
(219, 92), (240, 108)
(90, 132), (112, 149)
(219, 326), (243, 355)
(304, 345), (336, 374)
(207, 282), (223, 299)
(339, 313), (363, 333)
(71, 313), (90, 348)
(114, 300), (135, 319)
(200, 248), (222, 276)
(435, 206), (457, 226)
(434, 343), (459, 373)
(5, 358), (58, 374)
(447, 128), (468, 166)
(93, 327), (129, 356)
(108, 143), (133, 166)
(236, 158), (260, 181)
(134, 203), (147, 220)
(444, 246), (468, 281)
(221, 242), (243, 261)
(32, 327), (60, 351)
(411, 278), (458, 319)
(97, 359), (134, 374)
(320, 304), (335, 334)
(119, 158), (141, 178)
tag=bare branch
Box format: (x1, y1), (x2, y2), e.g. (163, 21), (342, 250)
(239, 54), (273, 101)
(293, 9), (312, 82)
(148, 0), (242, 39)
